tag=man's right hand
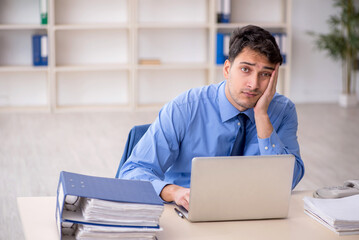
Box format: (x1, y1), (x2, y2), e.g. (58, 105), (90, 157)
(160, 184), (190, 210)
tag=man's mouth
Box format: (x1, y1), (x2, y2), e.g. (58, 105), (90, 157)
(242, 91), (259, 97)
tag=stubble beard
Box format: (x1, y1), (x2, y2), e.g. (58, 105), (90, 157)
(228, 87), (261, 111)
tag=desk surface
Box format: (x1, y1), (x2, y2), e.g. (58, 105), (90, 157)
(17, 191), (358, 240)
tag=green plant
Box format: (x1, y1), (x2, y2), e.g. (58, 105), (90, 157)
(309, 0), (359, 95)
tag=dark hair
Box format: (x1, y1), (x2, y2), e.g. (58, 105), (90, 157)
(228, 25), (283, 65)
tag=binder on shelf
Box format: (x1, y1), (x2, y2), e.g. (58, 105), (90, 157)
(32, 35), (48, 66)
(222, 0), (231, 23)
(217, 0), (231, 23)
(216, 32), (230, 65)
(40, 0), (48, 25)
(272, 32), (287, 64)
(216, 33), (225, 65)
(223, 34), (230, 60)
(216, 0), (223, 23)
(56, 171), (164, 240)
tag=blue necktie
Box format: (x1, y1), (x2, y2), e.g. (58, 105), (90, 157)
(231, 113), (248, 156)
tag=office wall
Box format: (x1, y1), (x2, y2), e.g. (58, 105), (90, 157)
(291, 0), (359, 103)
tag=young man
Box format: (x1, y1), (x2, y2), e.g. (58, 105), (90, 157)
(119, 25), (304, 210)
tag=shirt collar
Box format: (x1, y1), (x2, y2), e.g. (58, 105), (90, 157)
(218, 81), (255, 124)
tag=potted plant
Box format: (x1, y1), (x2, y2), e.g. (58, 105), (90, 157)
(309, 0), (359, 107)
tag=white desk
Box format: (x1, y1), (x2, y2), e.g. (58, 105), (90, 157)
(17, 191), (358, 240)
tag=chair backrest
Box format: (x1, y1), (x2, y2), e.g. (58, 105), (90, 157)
(115, 124), (151, 178)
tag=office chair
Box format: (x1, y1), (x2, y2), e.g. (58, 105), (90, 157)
(115, 124), (151, 178)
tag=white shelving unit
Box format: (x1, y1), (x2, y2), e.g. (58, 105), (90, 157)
(0, 0), (292, 112)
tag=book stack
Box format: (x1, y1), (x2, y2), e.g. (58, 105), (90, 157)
(56, 171), (164, 240)
(303, 195), (359, 235)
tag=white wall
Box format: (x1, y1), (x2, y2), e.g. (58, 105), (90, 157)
(291, 0), (359, 103)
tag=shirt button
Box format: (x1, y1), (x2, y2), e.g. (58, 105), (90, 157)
(272, 144), (276, 148)
(237, 122), (241, 126)
(265, 146), (269, 150)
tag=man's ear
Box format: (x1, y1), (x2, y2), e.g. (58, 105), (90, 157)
(223, 60), (231, 79)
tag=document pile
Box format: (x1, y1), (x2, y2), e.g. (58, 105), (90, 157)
(303, 195), (359, 235)
(56, 171), (164, 240)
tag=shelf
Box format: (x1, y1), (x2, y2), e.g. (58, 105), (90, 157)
(229, 0), (286, 24)
(0, 106), (50, 112)
(54, 24), (129, 31)
(0, 29), (48, 66)
(138, 28), (208, 65)
(55, 29), (128, 66)
(216, 22), (288, 31)
(137, 23), (209, 29)
(135, 103), (165, 110)
(0, 24), (47, 30)
(0, 66), (48, 72)
(215, 64), (287, 70)
(55, 64), (129, 72)
(137, 69), (207, 105)
(54, 105), (131, 113)
(137, 0), (208, 24)
(0, 0), (292, 112)
(0, 0), (43, 25)
(54, 0), (128, 25)
(137, 63), (209, 70)
(0, 71), (48, 108)
(56, 70), (129, 107)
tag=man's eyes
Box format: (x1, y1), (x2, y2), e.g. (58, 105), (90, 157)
(241, 67), (249, 73)
(261, 72), (272, 77)
(240, 67), (272, 78)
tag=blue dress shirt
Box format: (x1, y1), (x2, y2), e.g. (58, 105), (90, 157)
(119, 81), (305, 195)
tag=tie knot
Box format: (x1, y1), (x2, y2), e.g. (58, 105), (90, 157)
(237, 113), (248, 125)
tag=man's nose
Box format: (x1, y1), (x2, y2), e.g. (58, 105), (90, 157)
(247, 74), (259, 90)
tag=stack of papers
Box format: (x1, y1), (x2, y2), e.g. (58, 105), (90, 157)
(74, 198), (163, 240)
(82, 197), (164, 226)
(303, 195), (359, 235)
(56, 171), (164, 240)
(75, 225), (159, 240)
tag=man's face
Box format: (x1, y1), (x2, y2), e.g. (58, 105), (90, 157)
(223, 47), (276, 112)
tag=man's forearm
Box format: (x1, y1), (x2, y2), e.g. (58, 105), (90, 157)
(254, 112), (273, 139)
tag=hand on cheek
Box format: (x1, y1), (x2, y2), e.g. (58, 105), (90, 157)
(254, 63), (279, 115)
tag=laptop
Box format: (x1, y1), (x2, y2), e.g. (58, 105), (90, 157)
(177, 154), (295, 222)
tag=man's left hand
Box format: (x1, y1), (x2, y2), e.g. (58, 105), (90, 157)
(253, 63), (279, 139)
(254, 63), (280, 115)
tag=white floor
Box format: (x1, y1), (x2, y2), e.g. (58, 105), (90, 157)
(1, 103), (359, 240)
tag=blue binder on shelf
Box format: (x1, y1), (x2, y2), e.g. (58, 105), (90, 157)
(216, 33), (225, 65)
(217, 0), (231, 23)
(221, 0), (231, 23)
(216, 33), (230, 65)
(32, 35), (48, 66)
(56, 171), (163, 239)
